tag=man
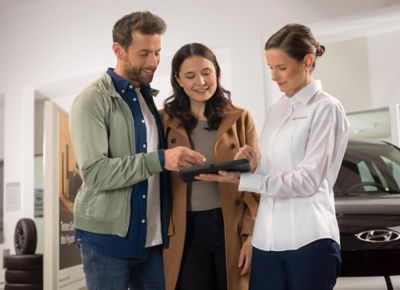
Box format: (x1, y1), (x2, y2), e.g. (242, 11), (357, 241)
(69, 11), (205, 290)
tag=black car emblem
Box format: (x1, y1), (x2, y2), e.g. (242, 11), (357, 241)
(355, 229), (400, 243)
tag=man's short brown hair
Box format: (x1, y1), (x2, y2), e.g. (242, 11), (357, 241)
(112, 11), (166, 50)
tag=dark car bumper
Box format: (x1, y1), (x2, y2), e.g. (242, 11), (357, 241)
(338, 214), (400, 277)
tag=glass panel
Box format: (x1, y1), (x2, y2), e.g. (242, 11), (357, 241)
(381, 156), (400, 189)
(335, 141), (400, 196)
(347, 108), (391, 141)
(357, 160), (377, 191)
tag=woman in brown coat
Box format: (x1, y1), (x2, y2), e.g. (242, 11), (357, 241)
(160, 43), (259, 290)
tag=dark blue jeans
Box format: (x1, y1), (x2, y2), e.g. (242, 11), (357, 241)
(77, 240), (165, 290)
(249, 239), (341, 290)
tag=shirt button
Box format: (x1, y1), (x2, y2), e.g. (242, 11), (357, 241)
(142, 194), (146, 199)
(133, 97), (137, 102)
(129, 85), (133, 89)
(141, 219), (146, 224)
(143, 144), (146, 148)
(141, 119), (145, 123)
(121, 90), (125, 93)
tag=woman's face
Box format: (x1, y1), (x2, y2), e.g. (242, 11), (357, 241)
(265, 48), (312, 97)
(176, 55), (217, 104)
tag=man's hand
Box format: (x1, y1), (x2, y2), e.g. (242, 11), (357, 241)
(235, 145), (258, 173)
(238, 236), (252, 275)
(164, 146), (206, 171)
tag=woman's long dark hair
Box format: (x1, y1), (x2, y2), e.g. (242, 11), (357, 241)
(164, 43), (231, 133)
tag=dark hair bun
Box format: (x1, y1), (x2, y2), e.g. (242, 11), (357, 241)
(316, 44), (325, 57)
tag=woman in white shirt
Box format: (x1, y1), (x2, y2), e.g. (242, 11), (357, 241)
(197, 23), (349, 290)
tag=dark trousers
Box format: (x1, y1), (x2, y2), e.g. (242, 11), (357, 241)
(249, 239), (341, 290)
(177, 208), (227, 290)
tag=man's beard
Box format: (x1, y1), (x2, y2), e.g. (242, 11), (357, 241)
(124, 64), (154, 86)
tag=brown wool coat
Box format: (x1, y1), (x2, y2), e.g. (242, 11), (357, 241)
(160, 105), (259, 290)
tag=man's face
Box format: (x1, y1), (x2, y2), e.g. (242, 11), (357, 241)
(118, 30), (161, 87)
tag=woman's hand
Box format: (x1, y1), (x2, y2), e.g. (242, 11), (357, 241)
(196, 145), (258, 183)
(238, 236), (252, 275)
(235, 145), (258, 173)
(195, 170), (241, 184)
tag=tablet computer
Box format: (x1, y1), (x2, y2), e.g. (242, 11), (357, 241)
(178, 159), (249, 183)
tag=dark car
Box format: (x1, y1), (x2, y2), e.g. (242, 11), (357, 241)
(334, 139), (400, 289)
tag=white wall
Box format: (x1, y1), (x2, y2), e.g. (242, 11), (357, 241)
(316, 29), (400, 113)
(314, 37), (372, 112)
(0, 0), (399, 281)
(368, 29), (400, 108)
(0, 94), (4, 160)
(1, 0), (399, 127)
(2, 88), (34, 255)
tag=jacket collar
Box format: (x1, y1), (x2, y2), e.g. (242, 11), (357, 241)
(163, 104), (243, 141)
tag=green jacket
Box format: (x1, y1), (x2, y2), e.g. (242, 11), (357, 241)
(69, 73), (163, 237)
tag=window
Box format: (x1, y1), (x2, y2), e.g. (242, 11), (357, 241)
(334, 141), (400, 196)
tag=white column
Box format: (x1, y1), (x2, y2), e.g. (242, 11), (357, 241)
(3, 87), (35, 254)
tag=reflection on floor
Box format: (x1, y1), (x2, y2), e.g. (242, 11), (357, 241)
(335, 275), (400, 290)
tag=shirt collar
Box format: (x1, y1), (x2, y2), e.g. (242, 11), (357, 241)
(106, 67), (152, 96)
(286, 80), (322, 107)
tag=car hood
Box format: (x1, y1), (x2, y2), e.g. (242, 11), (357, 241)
(335, 194), (400, 215)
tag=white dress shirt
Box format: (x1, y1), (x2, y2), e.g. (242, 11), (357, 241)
(239, 80), (349, 251)
(136, 89), (162, 248)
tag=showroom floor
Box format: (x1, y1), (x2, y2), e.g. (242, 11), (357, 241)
(335, 275), (400, 290)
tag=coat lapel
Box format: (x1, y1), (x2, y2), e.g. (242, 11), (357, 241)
(215, 106), (242, 141)
(160, 111), (191, 146)
(166, 116), (188, 139)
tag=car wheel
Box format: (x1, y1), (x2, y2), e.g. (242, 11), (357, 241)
(5, 269), (43, 284)
(3, 255), (43, 271)
(14, 218), (37, 255)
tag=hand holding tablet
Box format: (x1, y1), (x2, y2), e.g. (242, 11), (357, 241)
(178, 159), (250, 183)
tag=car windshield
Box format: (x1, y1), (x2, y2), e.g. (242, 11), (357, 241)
(334, 141), (400, 196)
